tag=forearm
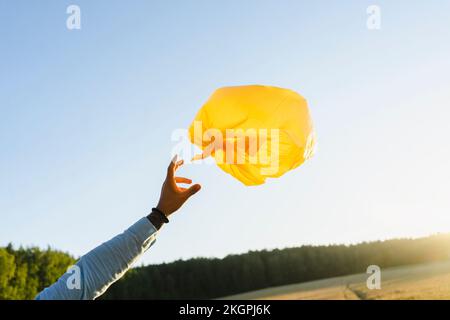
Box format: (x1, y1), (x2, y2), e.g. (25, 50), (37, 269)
(35, 216), (159, 300)
(35, 155), (201, 300)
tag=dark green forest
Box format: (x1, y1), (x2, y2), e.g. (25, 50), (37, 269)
(1, 234), (450, 299)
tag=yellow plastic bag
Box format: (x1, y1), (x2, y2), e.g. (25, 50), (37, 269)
(189, 85), (315, 186)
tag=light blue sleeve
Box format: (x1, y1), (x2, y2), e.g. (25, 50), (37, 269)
(35, 217), (158, 300)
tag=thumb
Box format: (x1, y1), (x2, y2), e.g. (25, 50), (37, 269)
(186, 184), (201, 198)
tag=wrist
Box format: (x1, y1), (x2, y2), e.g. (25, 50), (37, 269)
(146, 207), (169, 230)
(155, 202), (170, 215)
(147, 212), (164, 230)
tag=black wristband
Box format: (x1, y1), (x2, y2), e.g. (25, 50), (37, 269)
(152, 207), (169, 223)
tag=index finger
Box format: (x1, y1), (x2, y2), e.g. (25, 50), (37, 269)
(174, 159), (184, 172)
(167, 155), (178, 178)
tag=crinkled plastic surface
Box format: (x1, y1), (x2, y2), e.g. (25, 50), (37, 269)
(189, 85), (315, 186)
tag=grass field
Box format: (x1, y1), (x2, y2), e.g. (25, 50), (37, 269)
(221, 260), (450, 300)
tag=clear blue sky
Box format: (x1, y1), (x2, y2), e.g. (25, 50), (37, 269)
(1, 0), (450, 265)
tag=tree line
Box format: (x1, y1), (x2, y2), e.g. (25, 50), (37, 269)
(103, 234), (450, 299)
(1, 234), (449, 299)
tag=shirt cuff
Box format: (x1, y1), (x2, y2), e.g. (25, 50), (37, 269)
(127, 217), (158, 245)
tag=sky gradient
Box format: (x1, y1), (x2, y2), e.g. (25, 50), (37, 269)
(1, 0), (450, 265)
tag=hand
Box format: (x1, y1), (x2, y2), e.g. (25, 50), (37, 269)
(156, 156), (201, 217)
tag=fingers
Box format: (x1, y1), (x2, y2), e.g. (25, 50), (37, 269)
(175, 177), (192, 184)
(186, 184), (201, 197)
(179, 184), (201, 197)
(167, 155), (177, 178)
(167, 156), (200, 198)
(167, 155), (183, 179)
(174, 159), (184, 171)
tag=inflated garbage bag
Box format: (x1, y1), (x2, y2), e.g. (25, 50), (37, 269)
(189, 85), (315, 186)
